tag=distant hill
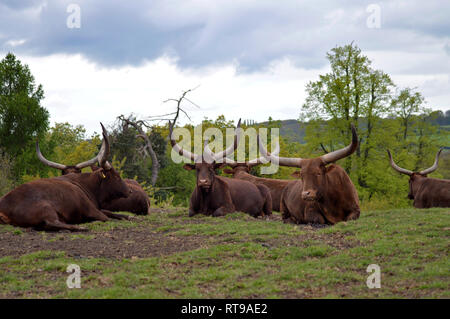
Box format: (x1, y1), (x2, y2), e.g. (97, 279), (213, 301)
(258, 116), (449, 145)
(278, 119), (306, 143)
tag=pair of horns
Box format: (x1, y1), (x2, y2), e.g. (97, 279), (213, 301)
(257, 124), (358, 167)
(36, 123), (111, 171)
(169, 119), (242, 163)
(387, 148), (443, 176)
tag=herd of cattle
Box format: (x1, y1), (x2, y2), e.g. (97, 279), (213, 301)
(0, 121), (448, 232)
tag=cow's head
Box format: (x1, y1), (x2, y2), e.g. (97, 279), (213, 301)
(91, 124), (131, 204)
(37, 123), (131, 202)
(169, 119), (242, 191)
(387, 148), (443, 200)
(258, 124), (358, 202)
(36, 123), (111, 176)
(223, 163), (252, 175)
(223, 141), (280, 176)
(183, 162), (226, 191)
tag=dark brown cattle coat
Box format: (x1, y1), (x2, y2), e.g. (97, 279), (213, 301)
(223, 165), (291, 212)
(100, 179), (151, 215)
(189, 175), (272, 218)
(408, 173), (450, 208)
(90, 166), (151, 215)
(281, 161), (360, 225)
(0, 169), (130, 231)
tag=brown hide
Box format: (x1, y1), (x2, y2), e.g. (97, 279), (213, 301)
(90, 166), (151, 215)
(387, 149), (449, 208)
(223, 164), (290, 212)
(257, 124), (360, 225)
(0, 168), (131, 231)
(185, 163), (272, 218)
(281, 161), (360, 224)
(408, 173), (450, 208)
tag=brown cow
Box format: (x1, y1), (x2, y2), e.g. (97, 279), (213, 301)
(90, 166), (151, 215)
(0, 124), (131, 231)
(387, 148), (449, 208)
(258, 124), (360, 225)
(36, 128), (151, 216)
(221, 143), (292, 212)
(170, 120), (272, 218)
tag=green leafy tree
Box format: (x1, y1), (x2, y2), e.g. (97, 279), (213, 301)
(390, 87), (426, 140)
(0, 53), (49, 178)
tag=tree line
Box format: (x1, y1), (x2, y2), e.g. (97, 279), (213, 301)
(0, 45), (448, 209)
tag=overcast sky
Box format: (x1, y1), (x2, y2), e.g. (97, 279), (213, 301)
(1, 0), (449, 134)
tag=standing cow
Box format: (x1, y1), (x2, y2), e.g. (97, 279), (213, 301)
(36, 124), (151, 215)
(221, 143), (293, 212)
(258, 124), (360, 224)
(0, 125), (131, 231)
(387, 148), (449, 208)
(170, 120), (272, 218)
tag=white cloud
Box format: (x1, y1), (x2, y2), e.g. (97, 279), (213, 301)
(7, 51), (448, 136)
(17, 53), (326, 134)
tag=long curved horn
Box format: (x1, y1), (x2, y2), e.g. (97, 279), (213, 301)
(419, 148), (443, 175)
(248, 140), (280, 165)
(97, 122), (111, 170)
(169, 121), (200, 162)
(257, 135), (302, 167)
(321, 124), (358, 164)
(204, 119), (242, 162)
(73, 124), (108, 169)
(36, 141), (68, 170)
(387, 150), (413, 176)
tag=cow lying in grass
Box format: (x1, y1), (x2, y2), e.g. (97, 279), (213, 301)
(258, 124), (360, 225)
(36, 124), (151, 215)
(0, 124), (131, 231)
(170, 120), (272, 218)
(387, 148), (449, 208)
(221, 143), (293, 212)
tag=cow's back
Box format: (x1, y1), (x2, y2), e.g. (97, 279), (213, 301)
(0, 179), (94, 226)
(414, 178), (450, 208)
(101, 179), (150, 215)
(216, 176), (266, 215)
(234, 171), (289, 211)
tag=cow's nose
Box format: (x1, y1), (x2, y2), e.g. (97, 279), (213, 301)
(302, 191), (312, 200)
(199, 179), (207, 184)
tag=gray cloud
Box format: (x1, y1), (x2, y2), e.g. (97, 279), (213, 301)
(0, 0), (449, 72)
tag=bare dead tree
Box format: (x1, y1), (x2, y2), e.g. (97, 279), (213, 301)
(145, 86), (200, 135)
(117, 87), (200, 186)
(117, 115), (160, 186)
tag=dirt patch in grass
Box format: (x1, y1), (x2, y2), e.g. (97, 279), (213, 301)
(0, 217), (358, 260)
(0, 227), (206, 259)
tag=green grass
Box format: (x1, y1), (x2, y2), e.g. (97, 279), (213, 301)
(0, 207), (448, 298)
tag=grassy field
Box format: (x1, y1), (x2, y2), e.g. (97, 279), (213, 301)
(0, 207), (449, 298)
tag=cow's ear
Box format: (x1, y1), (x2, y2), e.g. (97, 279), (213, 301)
(214, 163), (227, 170)
(223, 168), (234, 175)
(326, 165), (336, 173)
(183, 164), (195, 171)
(97, 168), (107, 179)
(291, 171), (301, 178)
